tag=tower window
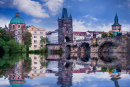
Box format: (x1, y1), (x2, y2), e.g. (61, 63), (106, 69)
(13, 25), (15, 29)
(18, 25), (20, 28)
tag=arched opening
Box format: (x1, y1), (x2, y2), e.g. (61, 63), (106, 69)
(65, 36), (70, 42)
(99, 53), (113, 63)
(99, 41), (115, 53)
(80, 53), (90, 62)
(80, 43), (90, 52)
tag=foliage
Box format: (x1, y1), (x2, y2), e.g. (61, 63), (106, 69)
(72, 44), (77, 47)
(92, 44), (99, 47)
(0, 39), (9, 54)
(29, 48), (49, 54)
(101, 67), (107, 72)
(108, 32), (115, 37)
(7, 40), (26, 53)
(23, 31), (32, 46)
(0, 29), (14, 42)
(0, 53), (25, 75)
(22, 54), (32, 73)
(101, 33), (107, 38)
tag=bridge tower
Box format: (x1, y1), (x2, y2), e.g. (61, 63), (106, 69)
(58, 8), (73, 44)
(112, 13), (122, 32)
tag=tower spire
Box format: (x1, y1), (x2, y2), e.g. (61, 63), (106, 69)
(61, 8), (68, 19)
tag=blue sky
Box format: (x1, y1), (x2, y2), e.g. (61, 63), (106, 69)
(0, 0), (130, 32)
(1, 73), (130, 87)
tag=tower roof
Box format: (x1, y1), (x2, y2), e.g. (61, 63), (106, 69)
(112, 13), (121, 26)
(10, 13), (25, 24)
(61, 8), (68, 19)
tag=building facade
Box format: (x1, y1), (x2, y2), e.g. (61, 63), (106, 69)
(9, 12), (26, 31)
(28, 54), (46, 79)
(111, 13), (121, 35)
(27, 26), (46, 50)
(73, 32), (87, 41)
(58, 8), (73, 44)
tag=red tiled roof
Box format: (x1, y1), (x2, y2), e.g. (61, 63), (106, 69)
(73, 32), (87, 36)
(87, 31), (105, 34)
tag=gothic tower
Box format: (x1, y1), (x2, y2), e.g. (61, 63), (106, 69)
(112, 13), (122, 32)
(58, 8), (73, 44)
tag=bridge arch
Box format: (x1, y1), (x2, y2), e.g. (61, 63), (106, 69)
(98, 41), (116, 53)
(65, 36), (70, 42)
(80, 43), (90, 52)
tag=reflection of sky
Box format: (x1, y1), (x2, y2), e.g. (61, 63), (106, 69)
(1, 73), (130, 87)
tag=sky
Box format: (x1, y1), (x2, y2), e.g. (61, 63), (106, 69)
(1, 73), (130, 87)
(0, 0), (130, 32)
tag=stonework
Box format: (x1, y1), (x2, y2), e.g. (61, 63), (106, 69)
(58, 8), (73, 44)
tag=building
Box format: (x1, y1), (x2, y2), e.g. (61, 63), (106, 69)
(111, 13), (121, 35)
(86, 31), (104, 39)
(46, 29), (58, 44)
(73, 32), (87, 41)
(28, 54), (46, 79)
(27, 26), (46, 50)
(9, 12), (26, 31)
(58, 8), (73, 44)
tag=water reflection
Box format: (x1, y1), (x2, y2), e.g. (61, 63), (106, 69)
(0, 53), (130, 87)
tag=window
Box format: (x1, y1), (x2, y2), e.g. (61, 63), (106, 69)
(34, 36), (37, 38)
(18, 25), (20, 28)
(113, 27), (116, 30)
(34, 67), (37, 69)
(34, 31), (37, 34)
(34, 57), (37, 59)
(34, 71), (37, 73)
(34, 62), (37, 64)
(40, 66), (43, 69)
(34, 40), (37, 43)
(40, 71), (43, 73)
(40, 32), (43, 34)
(40, 36), (43, 38)
(34, 45), (37, 47)
(13, 25), (15, 29)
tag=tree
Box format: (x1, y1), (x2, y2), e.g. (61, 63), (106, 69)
(101, 33), (107, 38)
(22, 31), (32, 52)
(40, 37), (50, 48)
(108, 32), (115, 37)
(39, 37), (50, 53)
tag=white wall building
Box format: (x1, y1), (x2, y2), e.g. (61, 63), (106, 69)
(28, 54), (46, 79)
(27, 26), (46, 50)
(73, 32), (87, 41)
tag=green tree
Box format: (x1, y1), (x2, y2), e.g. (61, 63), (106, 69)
(39, 37), (50, 52)
(22, 31), (32, 52)
(108, 32), (115, 37)
(101, 33), (107, 38)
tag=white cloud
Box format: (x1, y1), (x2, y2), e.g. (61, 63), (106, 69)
(73, 19), (112, 32)
(31, 19), (42, 23)
(0, 18), (10, 28)
(43, 0), (65, 16)
(85, 15), (99, 21)
(122, 24), (130, 31)
(73, 19), (87, 31)
(13, 0), (49, 18)
(0, 1), (5, 4)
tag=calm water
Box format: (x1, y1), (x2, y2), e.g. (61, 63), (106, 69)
(0, 53), (130, 87)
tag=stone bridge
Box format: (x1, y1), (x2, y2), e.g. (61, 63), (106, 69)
(47, 35), (130, 53)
